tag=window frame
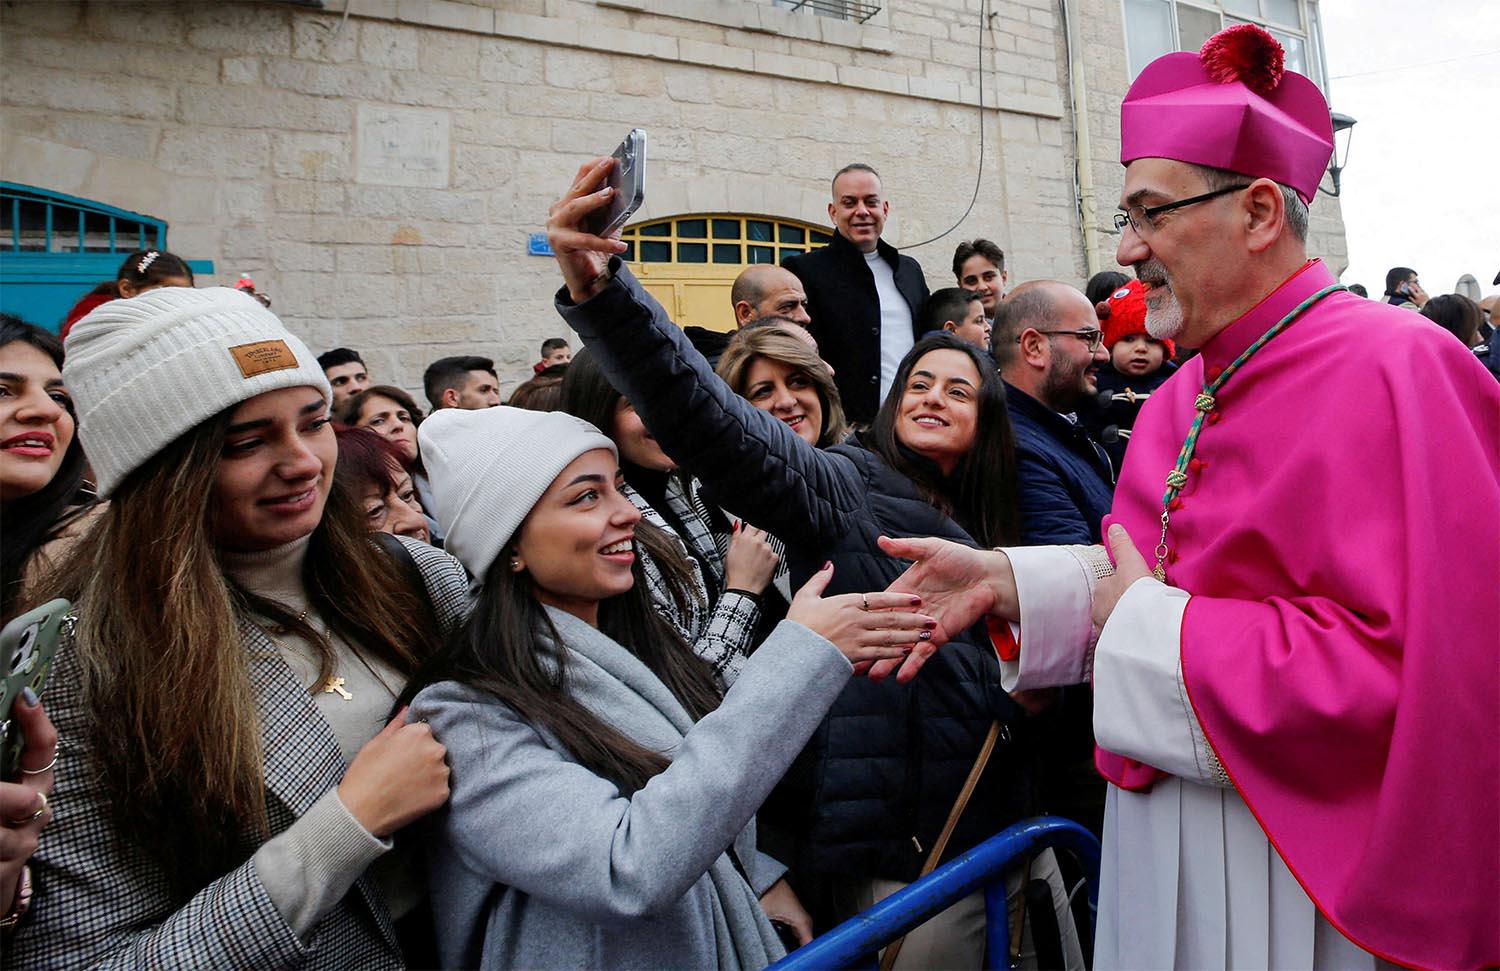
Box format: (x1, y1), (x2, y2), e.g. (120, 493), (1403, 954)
(1120, 0), (1330, 92)
(620, 213), (834, 268)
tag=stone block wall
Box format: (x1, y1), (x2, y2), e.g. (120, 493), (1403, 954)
(0, 0), (1347, 395)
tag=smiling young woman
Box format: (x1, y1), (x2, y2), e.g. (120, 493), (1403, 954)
(562, 348), (779, 690)
(397, 404), (934, 969)
(549, 158), (1039, 967)
(10, 287), (470, 969)
(0, 316), (89, 623)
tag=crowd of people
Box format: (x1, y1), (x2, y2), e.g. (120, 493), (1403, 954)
(1, 23), (1496, 971)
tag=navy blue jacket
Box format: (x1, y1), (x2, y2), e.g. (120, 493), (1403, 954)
(1005, 382), (1115, 546)
(560, 261), (1033, 883)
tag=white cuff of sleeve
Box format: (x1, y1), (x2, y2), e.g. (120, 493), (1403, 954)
(1092, 577), (1225, 785)
(1001, 544), (1109, 691)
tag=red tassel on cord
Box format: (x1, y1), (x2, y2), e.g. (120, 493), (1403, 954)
(1199, 23), (1285, 96)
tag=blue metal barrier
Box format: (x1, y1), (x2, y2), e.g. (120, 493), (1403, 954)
(768, 817), (1101, 971)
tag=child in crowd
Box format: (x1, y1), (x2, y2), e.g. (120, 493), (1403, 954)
(534, 337), (572, 374)
(59, 249), (196, 340)
(1082, 279), (1176, 469)
(922, 287), (991, 350)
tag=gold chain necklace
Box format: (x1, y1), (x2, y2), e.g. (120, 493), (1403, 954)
(254, 608), (352, 701)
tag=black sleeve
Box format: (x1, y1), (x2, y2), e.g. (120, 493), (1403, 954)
(557, 261), (865, 545)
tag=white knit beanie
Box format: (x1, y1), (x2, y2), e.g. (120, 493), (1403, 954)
(63, 286), (332, 497)
(418, 406), (617, 582)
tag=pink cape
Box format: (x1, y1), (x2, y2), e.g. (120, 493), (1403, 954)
(1097, 261), (1500, 969)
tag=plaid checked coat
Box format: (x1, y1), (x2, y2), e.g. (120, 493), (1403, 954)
(5, 537), (470, 970)
(622, 478), (762, 689)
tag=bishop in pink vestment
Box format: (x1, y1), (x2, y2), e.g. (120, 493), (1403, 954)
(887, 24), (1499, 971)
(1104, 258), (1497, 967)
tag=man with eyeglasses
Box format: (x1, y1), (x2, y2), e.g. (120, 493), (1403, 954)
(879, 24), (1498, 971)
(993, 281), (1114, 548)
(990, 279), (1116, 864)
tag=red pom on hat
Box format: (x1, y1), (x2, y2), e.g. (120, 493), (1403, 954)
(1200, 23), (1285, 96)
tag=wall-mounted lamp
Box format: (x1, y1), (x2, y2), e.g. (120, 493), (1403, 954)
(1322, 112), (1357, 197)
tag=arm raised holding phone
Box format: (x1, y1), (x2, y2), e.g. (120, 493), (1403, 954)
(550, 156), (631, 303)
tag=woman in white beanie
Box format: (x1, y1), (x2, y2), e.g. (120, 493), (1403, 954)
(403, 404), (937, 969)
(7, 287), (470, 970)
(561, 347), (778, 689)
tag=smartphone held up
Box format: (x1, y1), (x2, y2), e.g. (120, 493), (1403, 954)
(582, 128), (646, 239)
(1, 598), (68, 780)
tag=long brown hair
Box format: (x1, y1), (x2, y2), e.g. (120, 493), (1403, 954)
(716, 323), (850, 447)
(41, 407), (443, 891)
(869, 332), (1021, 547)
(399, 542), (722, 794)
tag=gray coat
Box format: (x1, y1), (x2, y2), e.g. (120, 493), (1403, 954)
(411, 607), (852, 970)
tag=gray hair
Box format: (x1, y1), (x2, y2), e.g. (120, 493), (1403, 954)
(831, 162), (881, 196)
(1191, 163), (1308, 241)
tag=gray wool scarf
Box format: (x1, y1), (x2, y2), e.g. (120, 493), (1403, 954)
(535, 606), (785, 970)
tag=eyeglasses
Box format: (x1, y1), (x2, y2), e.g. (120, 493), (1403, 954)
(1022, 328), (1104, 351)
(1112, 184), (1251, 236)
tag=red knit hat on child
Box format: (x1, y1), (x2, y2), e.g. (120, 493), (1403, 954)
(1095, 279), (1175, 358)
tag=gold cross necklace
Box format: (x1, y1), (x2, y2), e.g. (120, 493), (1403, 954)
(255, 608), (353, 702)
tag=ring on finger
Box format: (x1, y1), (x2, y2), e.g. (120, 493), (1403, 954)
(19, 751), (58, 776)
(918, 630), (933, 641)
(5, 790), (48, 826)
(860, 594), (870, 612)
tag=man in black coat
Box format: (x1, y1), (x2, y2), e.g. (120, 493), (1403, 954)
(783, 164), (928, 425)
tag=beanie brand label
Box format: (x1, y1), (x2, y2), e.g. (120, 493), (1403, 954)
(230, 340), (299, 378)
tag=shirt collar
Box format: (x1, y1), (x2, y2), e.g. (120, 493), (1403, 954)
(834, 229), (897, 268)
(1199, 259), (1334, 378)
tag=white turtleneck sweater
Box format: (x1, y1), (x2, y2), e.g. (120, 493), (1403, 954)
(222, 536), (423, 937)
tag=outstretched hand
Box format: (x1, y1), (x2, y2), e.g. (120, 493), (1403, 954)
(1090, 524), (1152, 631)
(866, 536), (1017, 683)
(786, 562), (937, 675)
(547, 156), (628, 303)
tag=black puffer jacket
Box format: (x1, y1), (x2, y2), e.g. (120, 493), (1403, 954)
(559, 261), (1033, 883)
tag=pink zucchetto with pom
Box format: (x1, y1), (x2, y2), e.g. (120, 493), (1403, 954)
(1120, 24), (1334, 202)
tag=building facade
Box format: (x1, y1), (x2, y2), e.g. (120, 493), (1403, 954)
(0, 0), (1348, 394)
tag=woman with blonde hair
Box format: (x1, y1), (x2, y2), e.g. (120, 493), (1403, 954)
(712, 322), (848, 632)
(716, 322), (848, 449)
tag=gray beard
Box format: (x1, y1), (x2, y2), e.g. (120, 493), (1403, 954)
(1145, 288), (1185, 341)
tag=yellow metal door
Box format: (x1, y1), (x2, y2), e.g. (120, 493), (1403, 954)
(631, 263), (740, 332)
